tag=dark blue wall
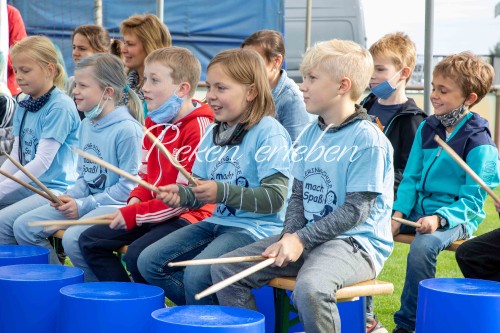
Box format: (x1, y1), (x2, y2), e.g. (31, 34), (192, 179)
(9, 0), (284, 80)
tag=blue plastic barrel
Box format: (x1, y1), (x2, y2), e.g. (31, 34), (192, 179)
(0, 245), (49, 266)
(59, 282), (164, 333)
(0, 264), (83, 333)
(417, 278), (500, 332)
(253, 285), (365, 333)
(151, 305), (265, 333)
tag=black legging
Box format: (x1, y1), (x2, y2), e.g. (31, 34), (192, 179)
(79, 218), (189, 283)
(456, 228), (500, 282)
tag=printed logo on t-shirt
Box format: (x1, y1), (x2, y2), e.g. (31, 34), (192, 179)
(20, 127), (38, 163)
(82, 143), (108, 193)
(303, 167), (337, 222)
(211, 155), (242, 216)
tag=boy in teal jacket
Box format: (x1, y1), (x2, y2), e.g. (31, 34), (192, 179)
(391, 52), (499, 333)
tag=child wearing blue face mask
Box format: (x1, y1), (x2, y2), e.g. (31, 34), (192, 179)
(0, 36), (80, 247)
(361, 32), (426, 333)
(78, 47), (215, 284)
(391, 52), (499, 333)
(11, 53), (143, 271)
(362, 33), (426, 196)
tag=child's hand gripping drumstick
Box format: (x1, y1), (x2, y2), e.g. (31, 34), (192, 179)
(142, 127), (199, 186)
(72, 147), (160, 194)
(2, 150), (62, 205)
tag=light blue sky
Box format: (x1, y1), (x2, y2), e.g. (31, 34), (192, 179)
(362, 0), (500, 55)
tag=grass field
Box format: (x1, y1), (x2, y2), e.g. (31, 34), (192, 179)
(374, 189), (500, 332)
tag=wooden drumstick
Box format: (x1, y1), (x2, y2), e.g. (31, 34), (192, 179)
(28, 219), (112, 228)
(0, 169), (53, 201)
(195, 258), (276, 300)
(392, 217), (422, 228)
(434, 135), (500, 205)
(29, 218), (112, 232)
(72, 147), (160, 194)
(168, 256), (266, 267)
(2, 150), (62, 205)
(375, 117), (384, 132)
(142, 127), (199, 186)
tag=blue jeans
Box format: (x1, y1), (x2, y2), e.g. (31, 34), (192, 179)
(80, 217), (189, 283)
(137, 221), (257, 306)
(394, 211), (467, 331)
(13, 204), (118, 273)
(61, 206), (120, 282)
(0, 190), (61, 251)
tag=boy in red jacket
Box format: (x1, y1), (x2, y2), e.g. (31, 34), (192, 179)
(79, 47), (214, 283)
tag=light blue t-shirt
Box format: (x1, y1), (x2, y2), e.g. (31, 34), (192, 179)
(193, 116), (292, 239)
(292, 119), (394, 274)
(65, 106), (143, 216)
(13, 87), (80, 192)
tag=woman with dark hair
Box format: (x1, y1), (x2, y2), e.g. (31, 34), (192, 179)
(242, 30), (310, 141)
(67, 24), (123, 118)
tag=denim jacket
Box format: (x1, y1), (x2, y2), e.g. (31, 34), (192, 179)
(272, 70), (311, 141)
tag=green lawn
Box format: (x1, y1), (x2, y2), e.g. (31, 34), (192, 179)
(374, 190), (500, 332)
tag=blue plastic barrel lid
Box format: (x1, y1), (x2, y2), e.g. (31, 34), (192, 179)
(0, 245), (49, 258)
(153, 306), (265, 327)
(60, 282), (164, 300)
(421, 278), (500, 297)
(0, 264), (83, 281)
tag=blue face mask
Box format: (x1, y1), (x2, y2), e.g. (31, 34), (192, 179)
(148, 88), (183, 124)
(370, 69), (402, 100)
(84, 90), (107, 120)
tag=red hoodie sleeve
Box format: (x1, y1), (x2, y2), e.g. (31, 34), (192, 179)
(122, 105), (214, 230)
(120, 200), (189, 230)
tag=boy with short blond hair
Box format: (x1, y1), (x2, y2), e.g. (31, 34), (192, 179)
(391, 52), (499, 333)
(362, 32), (426, 333)
(211, 40), (394, 333)
(79, 46), (214, 283)
(362, 32), (426, 195)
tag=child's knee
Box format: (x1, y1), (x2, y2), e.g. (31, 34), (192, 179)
(409, 234), (441, 255)
(136, 248), (158, 280)
(293, 278), (335, 307)
(210, 263), (223, 283)
(12, 217), (30, 240)
(455, 242), (471, 263)
(210, 262), (232, 284)
(185, 265), (211, 288)
(62, 232), (80, 256)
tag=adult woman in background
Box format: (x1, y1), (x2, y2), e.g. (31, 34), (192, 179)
(120, 13), (172, 117)
(68, 24), (123, 119)
(242, 30), (310, 141)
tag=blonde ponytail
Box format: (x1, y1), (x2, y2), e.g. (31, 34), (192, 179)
(53, 63), (66, 89)
(125, 88), (144, 124)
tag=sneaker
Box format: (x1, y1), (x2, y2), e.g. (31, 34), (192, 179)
(392, 326), (415, 333)
(366, 315), (388, 333)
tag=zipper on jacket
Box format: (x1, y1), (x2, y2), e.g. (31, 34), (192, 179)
(420, 147), (442, 215)
(383, 113), (400, 134)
